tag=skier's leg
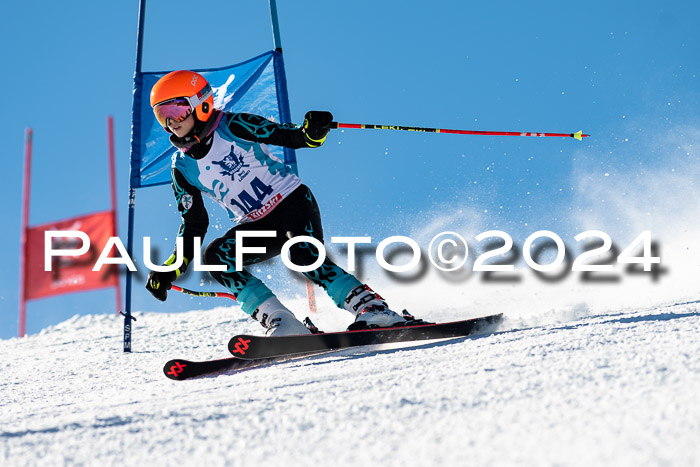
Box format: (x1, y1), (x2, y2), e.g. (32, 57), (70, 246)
(295, 244), (406, 328)
(203, 229), (310, 336)
(284, 186), (406, 328)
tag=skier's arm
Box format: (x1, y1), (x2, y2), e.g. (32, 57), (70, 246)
(146, 168), (208, 301)
(169, 167), (209, 270)
(226, 111), (333, 149)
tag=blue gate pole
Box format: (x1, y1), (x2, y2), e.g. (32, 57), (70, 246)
(268, 0), (297, 172)
(123, 0), (147, 353)
(269, 0), (283, 53)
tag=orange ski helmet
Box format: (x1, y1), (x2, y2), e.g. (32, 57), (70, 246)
(150, 70), (214, 131)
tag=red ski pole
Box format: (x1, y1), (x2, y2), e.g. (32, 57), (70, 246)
(172, 285), (237, 302)
(331, 122), (589, 140)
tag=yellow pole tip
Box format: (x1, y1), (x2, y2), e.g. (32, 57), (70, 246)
(573, 131), (583, 141)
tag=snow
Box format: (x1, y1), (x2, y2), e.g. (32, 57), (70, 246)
(2, 299), (700, 466)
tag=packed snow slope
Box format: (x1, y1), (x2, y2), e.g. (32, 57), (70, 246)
(2, 296), (699, 466)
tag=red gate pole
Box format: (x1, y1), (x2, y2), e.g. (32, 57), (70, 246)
(107, 116), (123, 314)
(19, 128), (33, 337)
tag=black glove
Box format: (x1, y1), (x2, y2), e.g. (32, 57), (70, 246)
(303, 111), (333, 147)
(146, 270), (177, 302)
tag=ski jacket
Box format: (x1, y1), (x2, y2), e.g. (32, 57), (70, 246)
(166, 110), (316, 266)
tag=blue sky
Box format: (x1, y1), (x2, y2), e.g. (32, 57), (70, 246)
(2, 1), (699, 339)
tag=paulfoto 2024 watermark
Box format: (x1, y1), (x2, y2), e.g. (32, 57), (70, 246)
(42, 229), (662, 278)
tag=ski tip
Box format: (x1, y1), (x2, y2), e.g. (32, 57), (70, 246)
(163, 359), (190, 380)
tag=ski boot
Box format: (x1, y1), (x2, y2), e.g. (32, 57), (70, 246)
(253, 297), (311, 336)
(344, 285), (407, 330)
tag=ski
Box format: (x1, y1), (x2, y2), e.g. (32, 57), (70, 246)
(163, 356), (277, 380)
(163, 350), (338, 380)
(228, 313), (503, 360)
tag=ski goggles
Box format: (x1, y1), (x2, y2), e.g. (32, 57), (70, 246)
(153, 83), (213, 128)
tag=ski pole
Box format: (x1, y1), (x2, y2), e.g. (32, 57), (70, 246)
(172, 285), (237, 302)
(331, 122), (589, 141)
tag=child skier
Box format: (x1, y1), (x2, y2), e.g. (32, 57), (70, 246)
(145, 70), (406, 336)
